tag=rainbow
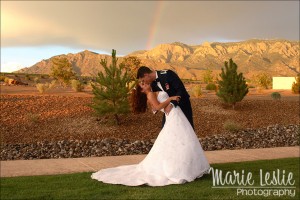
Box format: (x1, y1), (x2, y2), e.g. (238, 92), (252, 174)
(146, 1), (165, 50)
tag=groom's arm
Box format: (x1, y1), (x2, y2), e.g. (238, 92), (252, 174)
(167, 70), (186, 107)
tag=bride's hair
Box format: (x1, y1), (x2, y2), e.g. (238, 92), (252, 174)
(130, 84), (148, 113)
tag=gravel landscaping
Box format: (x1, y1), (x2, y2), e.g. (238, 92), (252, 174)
(0, 94), (299, 160)
(1, 124), (298, 160)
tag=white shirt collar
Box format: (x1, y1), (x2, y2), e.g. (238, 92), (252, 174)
(155, 71), (159, 79)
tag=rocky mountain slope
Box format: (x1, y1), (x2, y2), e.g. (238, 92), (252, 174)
(17, 39), (299, 80)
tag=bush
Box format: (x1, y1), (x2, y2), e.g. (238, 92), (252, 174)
(25, 74), (31, 81)
(34, 77), (40, 84)
(4, 77), (10, 84)
(71, 79), (84, 92)
(36, 83), (50, 93)
(191, 85), (202, 97)
(0, 76), (6, 82)
(50, 57), (76, 86)
(27, 113), (39, 123)
(40, 74), (47, 79)
(81, 79), (88, 85)
(291, 74), (300, 94)
(85, 81), (95, 90)
(271, 92), (281, 100)
(253, 73), (272, 89)
(206, 83), (217, 91)
(49, 80), (57, 89)
(202, 68), (214, 84)
(223, 120), (241, 132)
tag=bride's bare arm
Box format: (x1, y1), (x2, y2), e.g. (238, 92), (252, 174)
(147, 92), (179, 111)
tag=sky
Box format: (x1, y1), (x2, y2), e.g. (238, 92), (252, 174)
(1, 1), (299, 72)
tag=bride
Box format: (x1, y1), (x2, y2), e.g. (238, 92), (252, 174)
(91, 83), (210, 186)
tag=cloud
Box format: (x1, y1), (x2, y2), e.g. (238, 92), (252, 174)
(1, 61), (24, 73)
(1, 1), (156, 54)
(151, 1), (299, 44)
(1, 6), (69, 44)
(1, 1), (299, 56)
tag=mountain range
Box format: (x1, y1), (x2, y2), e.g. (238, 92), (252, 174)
(16, 39), (299, 80)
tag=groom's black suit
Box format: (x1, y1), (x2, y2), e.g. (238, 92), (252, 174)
(151, 70), (194, 129)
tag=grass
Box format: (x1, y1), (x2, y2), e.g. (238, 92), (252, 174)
(1, 158), (299, 200)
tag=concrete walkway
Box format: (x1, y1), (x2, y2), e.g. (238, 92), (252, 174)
(1, 146), (299, 178)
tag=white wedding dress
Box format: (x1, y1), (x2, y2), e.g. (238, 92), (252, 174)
(91, 91), (210, 186)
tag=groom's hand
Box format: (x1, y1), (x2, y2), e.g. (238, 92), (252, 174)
(164, 104), (173, 115)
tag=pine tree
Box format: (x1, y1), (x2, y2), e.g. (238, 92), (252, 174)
(217, 58), (249, 109)
(90, 49), (131, 125)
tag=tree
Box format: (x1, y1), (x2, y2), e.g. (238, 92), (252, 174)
(252, 72), (272, 89)
(291, 74), (300, 94)
(90, 49), (131, 125)
(216, 58), (249, 109)
(121, 56), (141, 80)
(202, 68), (214, 84)
(50, 57), (76, 86)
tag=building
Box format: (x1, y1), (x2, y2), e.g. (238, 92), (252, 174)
(272, 77), (296, 89)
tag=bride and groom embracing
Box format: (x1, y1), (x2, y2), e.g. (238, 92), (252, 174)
(91, 66), (210, 186)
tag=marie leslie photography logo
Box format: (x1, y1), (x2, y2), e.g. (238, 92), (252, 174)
(209, 168), (296, 198)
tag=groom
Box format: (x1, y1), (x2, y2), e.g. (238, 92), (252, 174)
(137, 66), (194, 129)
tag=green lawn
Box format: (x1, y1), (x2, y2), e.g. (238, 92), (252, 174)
(1, 158), (299, 200)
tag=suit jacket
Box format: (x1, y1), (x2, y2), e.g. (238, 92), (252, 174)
(151, 70), (194, 129)
(151, 70), (190, 108)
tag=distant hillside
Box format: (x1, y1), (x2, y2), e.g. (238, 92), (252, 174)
(16, 50), (114, 77)
(17, 39), (299, 80)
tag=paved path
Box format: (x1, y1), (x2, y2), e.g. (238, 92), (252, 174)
(1, 146), (299, 178)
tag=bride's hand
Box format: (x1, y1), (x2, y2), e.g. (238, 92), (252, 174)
(164, 104), (173, 115)
(170, 96), (181, 102)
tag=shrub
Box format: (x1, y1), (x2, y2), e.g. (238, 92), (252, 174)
(223, 120), (241, 132)
(71, 79), (84, 92)
(27, 113), (39, 123)
(271, 92), (281, 100)
(206, 83), (217, 91)
(40, 74), (48, 79)
(4, 77), (10, 84)
(34, 77), (40, 84)
(202, 68), (214, 84)
(50, 57), (76, 86)
(49, 80), (57, 89)
(81, 78), (88, 85)
(25, 74), (31, 81)
(0, 76), (6, 82)
(121, 56), (142, 81)
(191, 85), (202, 97)
(291, 74), (300, 94)
(86, 81), (96, 90)
(252, 73), (272, 89)
(36, 83), (50, 93)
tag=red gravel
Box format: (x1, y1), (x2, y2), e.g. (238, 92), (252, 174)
(1, 94), (299, 144)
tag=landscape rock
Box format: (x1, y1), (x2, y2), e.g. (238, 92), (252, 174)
(0, 124), (298, 161)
